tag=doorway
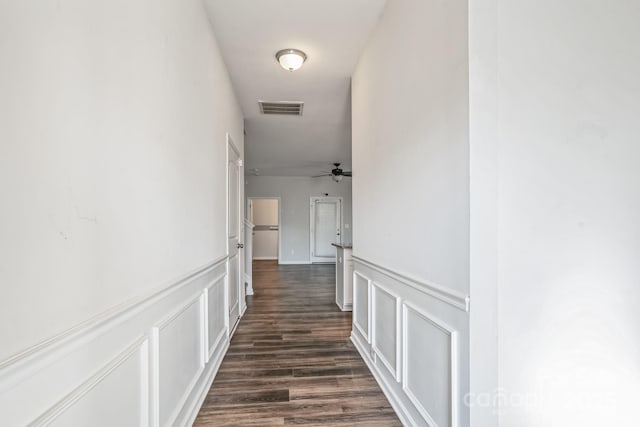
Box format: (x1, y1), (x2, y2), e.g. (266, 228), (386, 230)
(247, 198), (280, 262)
(227, 134), (243, 334)
(310, 197), (342, 263)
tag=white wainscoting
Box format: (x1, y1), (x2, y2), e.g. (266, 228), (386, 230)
(0, 257), (234, 427)
(351, 256), (470, 427)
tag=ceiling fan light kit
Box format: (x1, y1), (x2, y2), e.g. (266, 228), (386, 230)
(313, 163), (352, 182)
(275, 48), (307, 71)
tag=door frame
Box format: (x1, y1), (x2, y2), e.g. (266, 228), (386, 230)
(309, 196), (343, 263)
(247, 196), (282, 263)
(226, 133), (244, 335)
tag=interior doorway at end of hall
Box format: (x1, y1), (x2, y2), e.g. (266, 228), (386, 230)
(310, 196), (342, 264)
(247, 197), (280, 262)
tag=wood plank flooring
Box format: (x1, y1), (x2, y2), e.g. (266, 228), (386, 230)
(194, 260), (401, 426)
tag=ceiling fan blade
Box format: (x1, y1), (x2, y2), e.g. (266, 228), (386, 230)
(342, 171), (352, 177)
(312, 174), (333, 178)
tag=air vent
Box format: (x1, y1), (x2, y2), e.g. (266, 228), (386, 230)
(259, 101), (304, 116)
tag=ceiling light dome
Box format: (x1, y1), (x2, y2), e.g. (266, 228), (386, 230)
(276, 49), (307, 72)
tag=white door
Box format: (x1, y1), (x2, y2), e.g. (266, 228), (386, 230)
(310, 197), (342, 263)
(227, 137), (242, 333)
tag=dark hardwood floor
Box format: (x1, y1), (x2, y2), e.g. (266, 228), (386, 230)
(194, 260), (401, 426)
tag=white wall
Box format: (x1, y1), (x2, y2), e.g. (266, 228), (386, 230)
(351, 0), (470, 425)
(352, 0), (469, 293)
(0, 0), (242, 362)
(245, 176), (352, 264)
(0, 0), (243, 423)
(468, 0), (640, 425)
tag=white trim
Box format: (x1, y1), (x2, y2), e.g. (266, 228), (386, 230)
(155, 294), (202, 331)
(205, 274), (227, 362)
(208, 321), (227, 363)
(252, 256), (278, 260)
(277, 260), (311, 265)
(352, 271), (372, 343)
(149, 327), (160, 427)
(179, 339), (229, 427)
(0, 256), (227, 388)
(243, 218), (255, 296)
(226, 255), (240, 323)
(199, 291), (208, 366)
(201, 288), (209, 364)
(353, 256), (470, 312)
(155, 295), (206, 427)
(402, 302), (459, 427)
(29, 336), (148, 426)
(351, 333), (417, 427)
(139, 339), (150, 427)
(0, 257), (233, 427)
(226, 133), (243, 334)
(371, 282), (402, 382)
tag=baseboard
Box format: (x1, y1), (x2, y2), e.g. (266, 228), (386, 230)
(351, 333), (416, 427)
(179, 340), (229, 427)
(245, 275), (254, 296)
(340, 303), (353, 311)
(277, 260), (311, 265)
(252, 256), (278, 260)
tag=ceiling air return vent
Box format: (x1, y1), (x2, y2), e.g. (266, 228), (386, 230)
(259, 101), (304, 116)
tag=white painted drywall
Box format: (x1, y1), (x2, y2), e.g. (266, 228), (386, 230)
(352, 0), (470, 291)
(485, 1), (640, 425)
(352, 1), (471, 424)
(468, 0), (500, 425)
(245, 176), (352, 264)
(0, 0), (243, 362)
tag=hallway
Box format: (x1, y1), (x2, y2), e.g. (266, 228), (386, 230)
(194, 261), (401, 426)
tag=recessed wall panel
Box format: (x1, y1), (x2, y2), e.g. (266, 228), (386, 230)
(207, 277), (226, 358)
(158, 299), (203, 426)
(47, 343), (146, 427)
(404, 304), (456, 427)
(372, 284), (399, 379)
(353, 272), (370, 341)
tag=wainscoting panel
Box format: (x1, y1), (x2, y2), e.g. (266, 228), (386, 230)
(372, 283), (401, 382)
(44, 338), (148, 427)
(351, 256), (470, 427)
(353, 272), (371, 343)
(157, 297), (204, 426)
(206, 275), (227, 362)
(403, 303), (458, 427)
(0, 257), (233, 427)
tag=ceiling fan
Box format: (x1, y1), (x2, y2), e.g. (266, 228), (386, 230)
(314, 163), (352, 182)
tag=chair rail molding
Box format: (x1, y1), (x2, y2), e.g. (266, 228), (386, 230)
(0, 255), (238, 427)
(350, 256), (470, 427)
(352, 255), (470, 312)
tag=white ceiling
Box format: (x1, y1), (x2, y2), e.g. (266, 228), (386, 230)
(204, 0), (386, 176)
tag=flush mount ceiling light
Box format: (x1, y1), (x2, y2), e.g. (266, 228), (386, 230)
(275, 48), (307, 72)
